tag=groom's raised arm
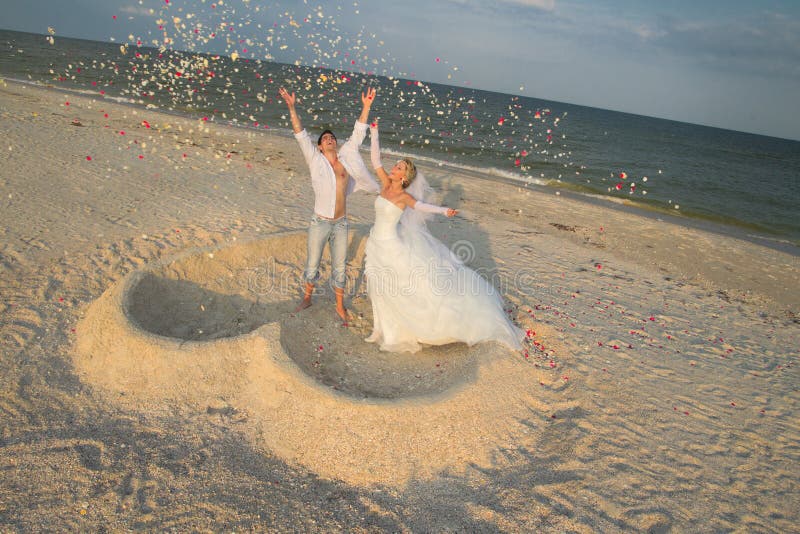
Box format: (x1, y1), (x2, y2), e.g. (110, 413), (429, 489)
(279, 87), (320, 168)
(341, 87), (376, 153)
(339, 88), (380, 193)
(278, 88), (304, 134)
(358, 87), (376, 125)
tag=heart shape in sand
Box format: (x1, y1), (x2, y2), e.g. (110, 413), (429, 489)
(74, 230), (549, 486)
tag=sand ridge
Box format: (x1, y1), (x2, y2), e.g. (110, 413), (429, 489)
(74, 228), (561, 486)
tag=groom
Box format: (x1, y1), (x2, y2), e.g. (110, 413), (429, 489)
(278, 86), (379, 322)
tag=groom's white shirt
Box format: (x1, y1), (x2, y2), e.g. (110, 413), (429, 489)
(294, 121), (379, 218)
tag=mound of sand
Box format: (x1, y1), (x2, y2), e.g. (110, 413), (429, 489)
(74, 230), (553, 485)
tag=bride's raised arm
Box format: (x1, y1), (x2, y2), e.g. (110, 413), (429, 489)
(369, 122), (390, 188)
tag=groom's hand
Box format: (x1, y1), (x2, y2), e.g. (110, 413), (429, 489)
(358, 87), (376, 124)
(279, 88), (303, 133)
(362, 87), (376, 107)
(279, 87), (296, 108)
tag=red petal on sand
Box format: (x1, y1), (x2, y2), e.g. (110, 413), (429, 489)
(86, 156), (92, 161)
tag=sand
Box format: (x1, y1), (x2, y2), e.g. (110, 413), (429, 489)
(1, 80), (798, 532)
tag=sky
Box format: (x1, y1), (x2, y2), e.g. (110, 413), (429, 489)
(4, 0), (800, 140)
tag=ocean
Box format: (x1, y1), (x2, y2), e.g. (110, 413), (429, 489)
(2, 29), (798, 248)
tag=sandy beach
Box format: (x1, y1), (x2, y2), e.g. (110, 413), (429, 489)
(1, 80), (798, 532)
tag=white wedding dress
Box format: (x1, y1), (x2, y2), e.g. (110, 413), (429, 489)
(364, 195), (525, 353)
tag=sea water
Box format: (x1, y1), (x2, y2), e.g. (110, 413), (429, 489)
(2, 29), (798, 248)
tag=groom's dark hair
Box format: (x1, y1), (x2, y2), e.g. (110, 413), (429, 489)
(317, 129), (336, 145)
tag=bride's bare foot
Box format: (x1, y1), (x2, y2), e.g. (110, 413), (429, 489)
(336, 306), (349, 325)
(294, 298), (312, 313)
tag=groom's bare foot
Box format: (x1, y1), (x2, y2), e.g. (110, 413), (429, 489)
(294, 298), (312, 313)
(336, 306), (349, 325)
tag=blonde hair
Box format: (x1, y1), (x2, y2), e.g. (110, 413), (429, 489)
(401, 158), (417, 189)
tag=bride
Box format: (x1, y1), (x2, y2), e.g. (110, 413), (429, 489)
(363, 122), (525, 353)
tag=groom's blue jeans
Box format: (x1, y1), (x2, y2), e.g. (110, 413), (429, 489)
(304, 214), (348, 289)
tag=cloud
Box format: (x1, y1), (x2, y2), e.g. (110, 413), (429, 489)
(540, 4), (800, 80)
(650, 11), (800, 79)
(119, 5), (155, 17)
(444, 0), (556, 14)
(499, 0), (556, 11)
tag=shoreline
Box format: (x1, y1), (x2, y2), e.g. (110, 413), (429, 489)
(447, 161), (800, 256)
(5, 76), (798, 255)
